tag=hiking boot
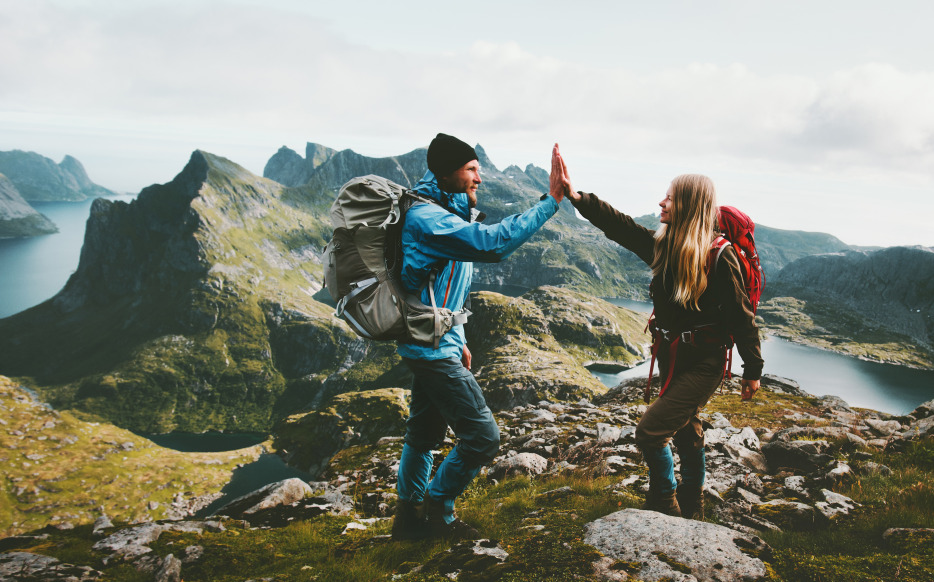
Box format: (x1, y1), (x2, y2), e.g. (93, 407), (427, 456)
(391, 500), (427, 541)
(425, 496), (480, 541)
(641, 489), (682, 517)
(676, 485), (704, 520)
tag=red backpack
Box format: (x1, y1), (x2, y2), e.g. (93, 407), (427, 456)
(644, 205), (765, 403)
(710, 205), (764, 312)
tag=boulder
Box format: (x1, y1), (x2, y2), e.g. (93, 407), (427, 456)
(490, 452), (549, 480)
(584, 508), (770, 581)
(0, 552), (101, 581)
(761, 439), (832, 473)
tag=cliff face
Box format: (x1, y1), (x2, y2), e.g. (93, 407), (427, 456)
(0, 152), (388, 432)
(760, 246), (934, 367)
(0, 173), (58, 237)
(0, 150), (115, 201)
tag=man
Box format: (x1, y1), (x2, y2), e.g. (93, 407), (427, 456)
(392, 134), (565, 540)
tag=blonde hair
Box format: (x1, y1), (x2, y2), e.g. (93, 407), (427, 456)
(651, 174), (719, 310)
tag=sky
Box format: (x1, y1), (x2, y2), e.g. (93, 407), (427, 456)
(1, 0), (933, 248)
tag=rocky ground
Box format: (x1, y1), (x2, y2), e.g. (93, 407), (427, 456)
(2, 374), (933, 581)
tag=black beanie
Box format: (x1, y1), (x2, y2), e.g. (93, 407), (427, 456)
(427, 133), (478, 177)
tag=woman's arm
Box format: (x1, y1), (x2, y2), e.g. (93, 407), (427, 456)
(553, 147), (655, 265)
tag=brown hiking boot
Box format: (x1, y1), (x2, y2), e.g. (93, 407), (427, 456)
(426, 496), (480, 540)
(641, 489), (682, 517)
(391, 500), (427, 541)
(676, 485), (704, 520)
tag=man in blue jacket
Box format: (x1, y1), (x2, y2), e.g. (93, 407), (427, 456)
(392, 133), (566, 540)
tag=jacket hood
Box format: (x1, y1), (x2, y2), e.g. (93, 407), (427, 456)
(412, 170), (471, 221)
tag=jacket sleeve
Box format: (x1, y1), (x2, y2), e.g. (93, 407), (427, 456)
(570, 191), (656, 266)
(714, 246), (764, 380)
(408, 196), (559, 263)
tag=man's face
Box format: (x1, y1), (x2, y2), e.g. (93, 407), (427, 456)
(440, 159), (482, 206)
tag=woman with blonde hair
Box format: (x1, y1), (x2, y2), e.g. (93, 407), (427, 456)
(554, 148), (762, 519)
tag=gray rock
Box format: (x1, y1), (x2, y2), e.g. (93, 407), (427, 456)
(761, 439), (832, 472)
(864, 418), (903, 436)
(596, 423), (623, 444)
(728, 426), (761, 450)
(584, 508), (769, 581)
(489, 452), (549, 480)
(814, 489), (857, 520)
(92, 514), (114, 537)
(0, 551), (101, 580)
(419, 539), (509, 580)
(216, 478), (313, 517)
(721, 442), (769, 473)
(154, 553), (182, 582)
(857, 461), (892, 476)
(753, 499), (825, 531)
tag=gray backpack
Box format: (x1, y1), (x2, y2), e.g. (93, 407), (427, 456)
(323, 175), (470, 348)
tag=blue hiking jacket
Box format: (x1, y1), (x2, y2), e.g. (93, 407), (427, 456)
(397, 170), (559, 361)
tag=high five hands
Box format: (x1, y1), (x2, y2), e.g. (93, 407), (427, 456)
(549, 144), (580, 203)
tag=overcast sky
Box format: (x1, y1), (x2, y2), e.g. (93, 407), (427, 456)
(2, 0), (933, 247)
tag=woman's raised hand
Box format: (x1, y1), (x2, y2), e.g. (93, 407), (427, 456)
(551, 144), (579, 203)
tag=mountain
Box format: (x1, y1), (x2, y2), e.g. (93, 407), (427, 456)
(760, 246), (934, 368)
(0, 150), (116, 201)
(0, 173), (58, 237)
(632, 214), (851, 279)
(265, 143), (653, 299)
(0, 150), (651, 434)
(0, 151), (361, 432)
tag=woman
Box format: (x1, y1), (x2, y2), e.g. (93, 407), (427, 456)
(554, 148), (762, 519)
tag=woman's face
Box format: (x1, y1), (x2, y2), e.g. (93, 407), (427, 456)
(659, 185), (673, 224)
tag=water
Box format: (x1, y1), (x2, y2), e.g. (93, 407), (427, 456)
(142, 431), (312, 517)
(0, 197), (132, 318)
(595, 299), (934, 415)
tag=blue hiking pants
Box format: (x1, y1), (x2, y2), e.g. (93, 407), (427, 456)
(396, 357), (500, 522)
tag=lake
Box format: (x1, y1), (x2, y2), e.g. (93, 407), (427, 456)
(2, 200), (932, 415)
(599, 298), (934, 415)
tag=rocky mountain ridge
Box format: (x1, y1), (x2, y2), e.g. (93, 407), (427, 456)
(0, 150), (115, 202)
(760, 245), (934, 368)
(0, 173), (58, 237)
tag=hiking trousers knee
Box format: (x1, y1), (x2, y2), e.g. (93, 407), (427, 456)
(635, 344), (725, 453)
(397, 357), (500, 521)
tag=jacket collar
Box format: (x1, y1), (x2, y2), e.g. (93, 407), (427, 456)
(413, 171), (471, 221)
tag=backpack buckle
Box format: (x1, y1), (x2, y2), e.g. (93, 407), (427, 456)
(680, 330), (694, 345)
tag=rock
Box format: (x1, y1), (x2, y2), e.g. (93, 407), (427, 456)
(761, 439), (832, 473)
(214, 480), (352, 527)
(92, 514), (114, 537)
(783, 475), (810, 499)
(864, 418), (903, 436)
(489, 452), (549, 480)
(0, 551), (101, 580)
(584, 508), (770, 581)
(215, 478), (313, 517)
(816, 395), (853, 414)
(721, 442), (769, 473)
(814, 489), (857, 521)
(857, 461), (892, 476)
(596, 423), (623, 445)
(761, 375), (811, 397)
(419, 539), (509, 580)
(753, 499), (825, 531)
(93, 522), (208, 563)
(882, 528), (934, 550)
(728, 426), (761, 450)
(154, 553), (182, 582)
(908, 399), (934, 419)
